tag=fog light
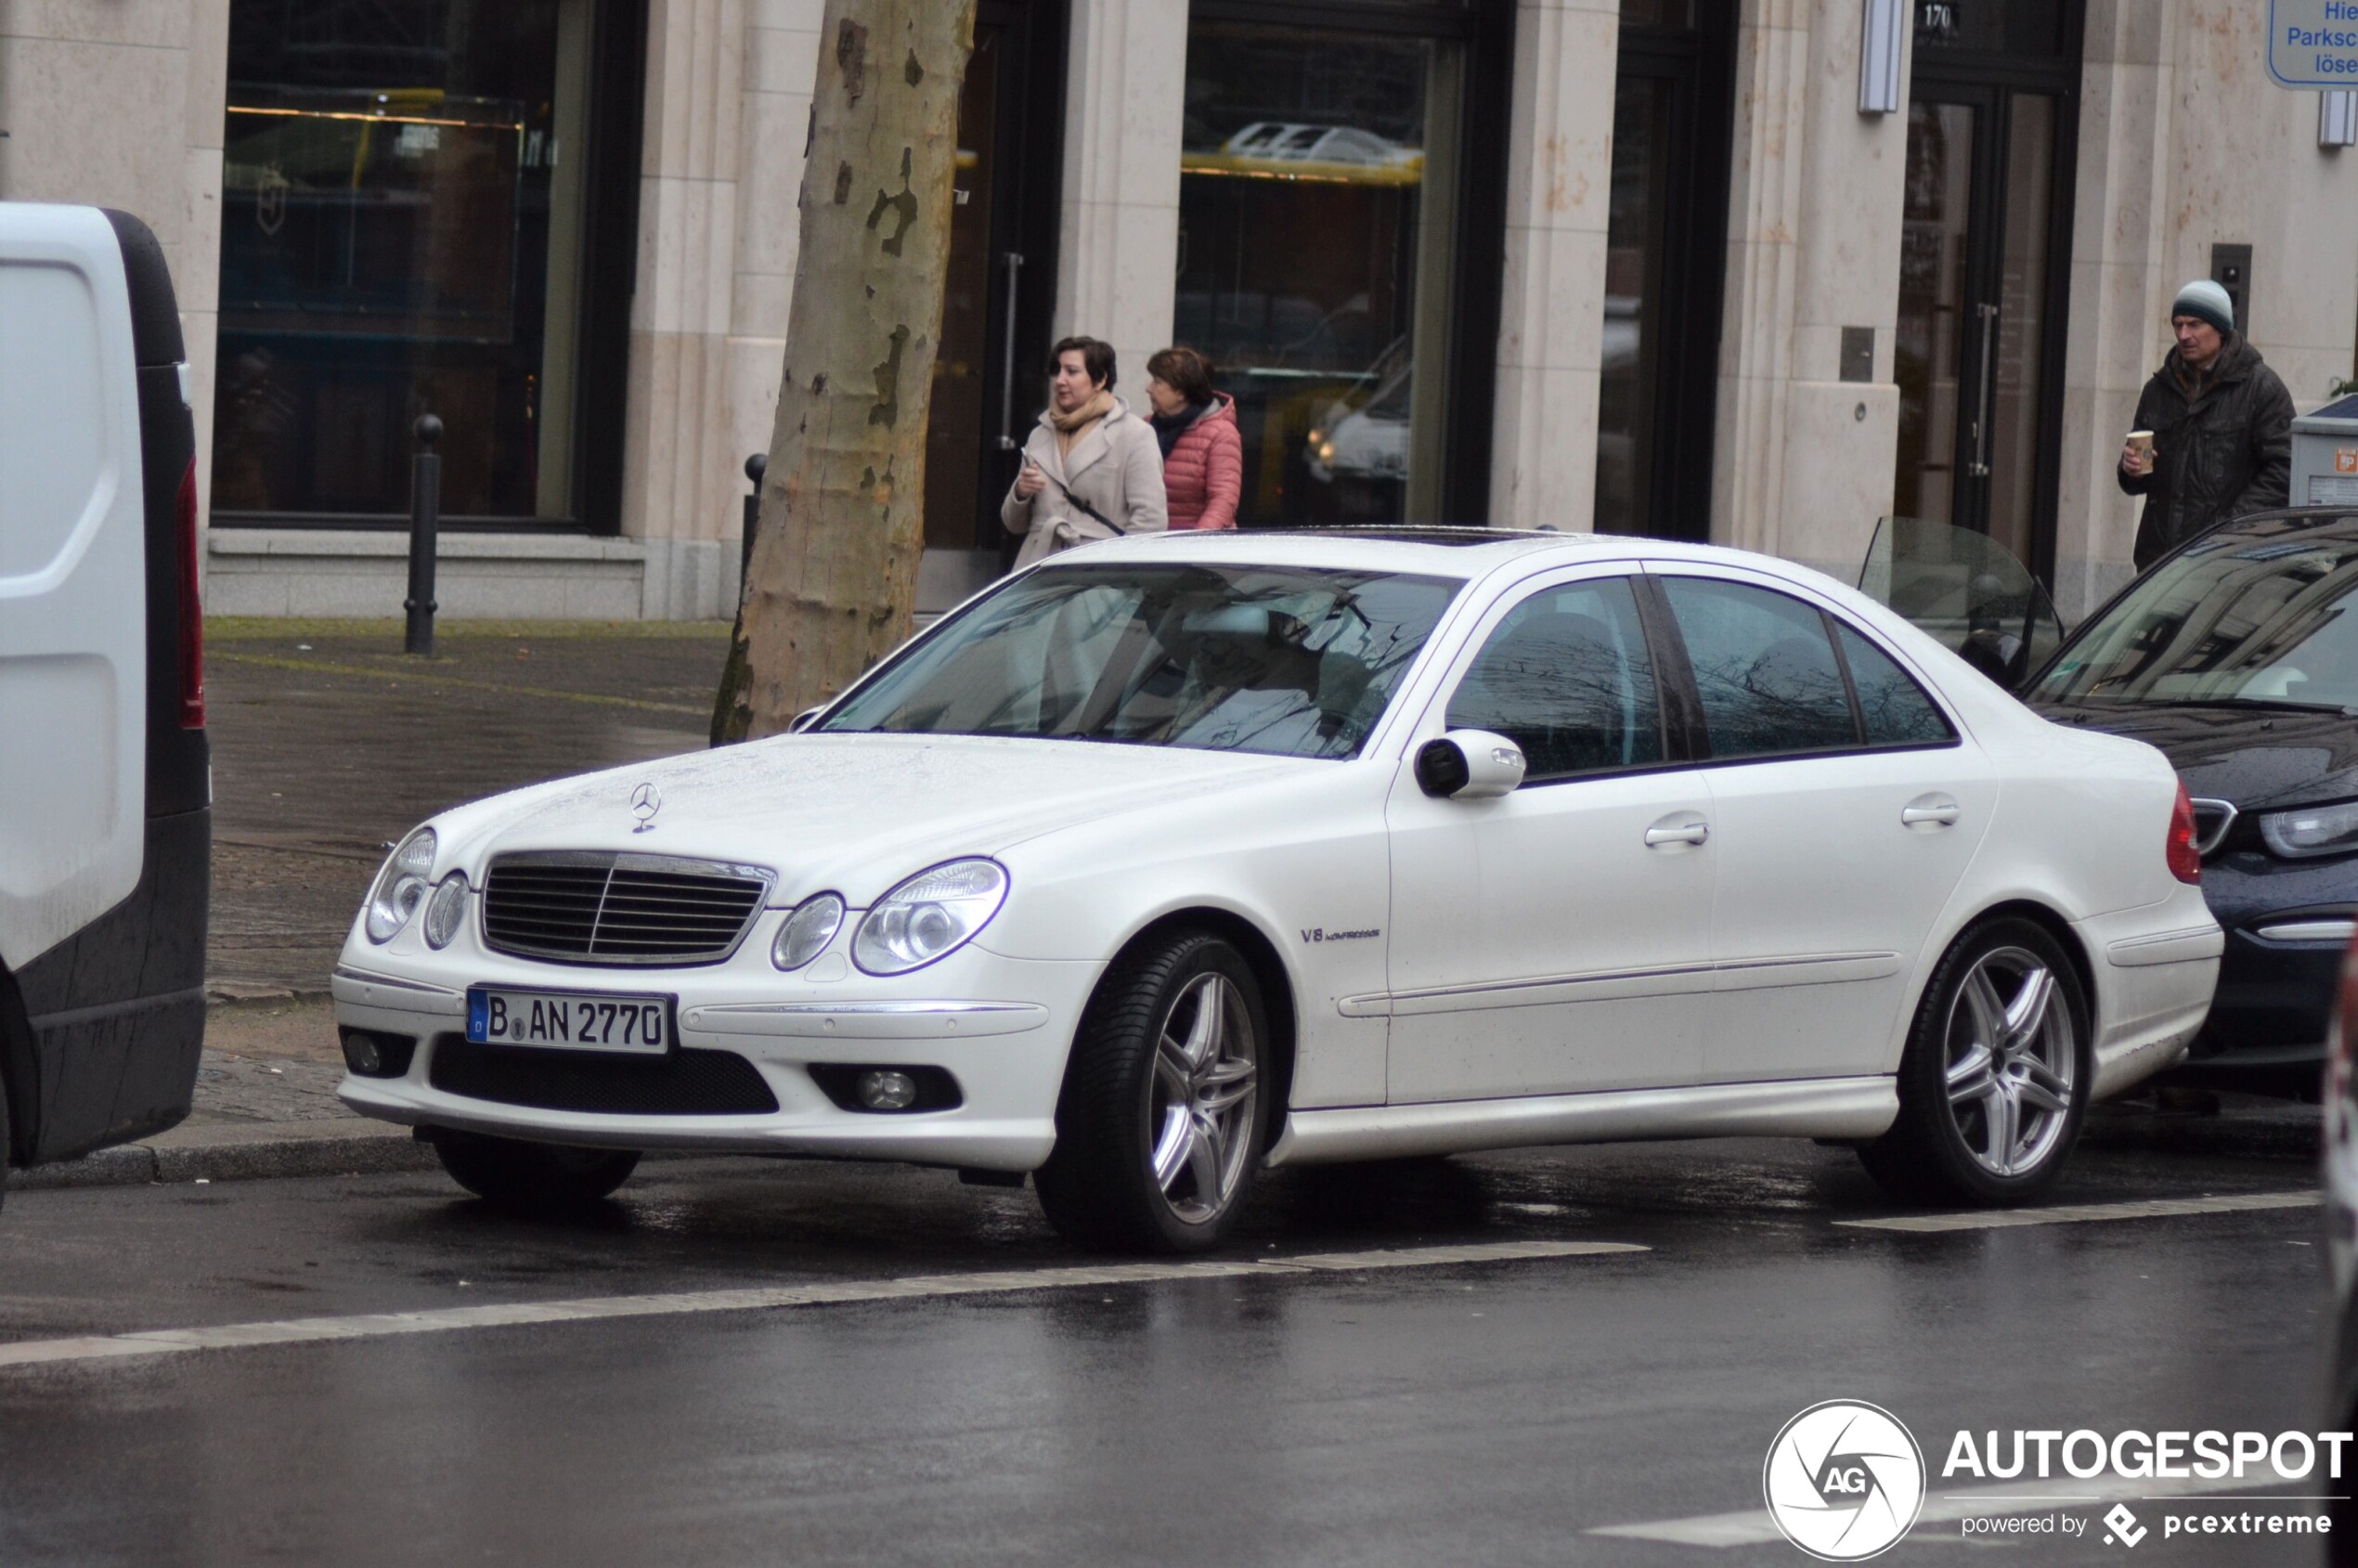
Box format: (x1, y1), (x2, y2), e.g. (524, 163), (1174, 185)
(856, 1069), (918, 1111)
(342, 1029), (382, 1074)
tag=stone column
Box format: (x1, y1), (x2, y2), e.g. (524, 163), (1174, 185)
(2054, 1), (2179, 618)
(726, 1), (826, 605)
(1052, 0), (1186, 397)
(620, 0), (748, 618)
(0, 1), (228, 533)
(1487, 0), (1621, 533)
(1711, 0), (1910, 581)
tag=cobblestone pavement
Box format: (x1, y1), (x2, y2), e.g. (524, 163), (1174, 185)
(192, 620), (727, 1131)
(206, 618), (725, 998)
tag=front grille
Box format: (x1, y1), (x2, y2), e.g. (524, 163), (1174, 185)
(430, 1037), (780, 1115)
(481, 851), (771, 965)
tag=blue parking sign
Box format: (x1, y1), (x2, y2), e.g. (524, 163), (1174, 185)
(2271, 0), (2358, 87)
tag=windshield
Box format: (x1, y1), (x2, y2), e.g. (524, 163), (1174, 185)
(821, 563), (1463, 758)
(2030, 520), (2358, 711)
(1857, 516), (2063, 689)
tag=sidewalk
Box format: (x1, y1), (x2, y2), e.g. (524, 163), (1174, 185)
(19, 617), (729, 1191)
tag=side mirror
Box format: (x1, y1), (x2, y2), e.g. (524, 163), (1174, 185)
(787, 706), (823, 734)
(1415, 730), (1526, 800)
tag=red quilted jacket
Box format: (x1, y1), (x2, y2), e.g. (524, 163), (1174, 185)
(1162, 394), (1241, 530)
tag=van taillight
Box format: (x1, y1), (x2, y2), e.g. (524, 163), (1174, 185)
(2167, 780), (2201, 884)
(176, 458), (204, 728)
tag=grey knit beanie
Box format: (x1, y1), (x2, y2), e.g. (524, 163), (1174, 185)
(2170, 279), (2235, 337)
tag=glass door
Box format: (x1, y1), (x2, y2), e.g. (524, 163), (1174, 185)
(921, 0), (1063, 586)
(1894, 2), (2081, 581)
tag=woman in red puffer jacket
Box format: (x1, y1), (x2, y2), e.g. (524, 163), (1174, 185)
(1145, 345), (1241, 530)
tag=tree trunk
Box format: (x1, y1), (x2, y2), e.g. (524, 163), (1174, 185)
(710, 0), (977, 744)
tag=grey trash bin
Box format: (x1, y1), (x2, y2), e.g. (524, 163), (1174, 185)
(2291, 391), (2358, 509)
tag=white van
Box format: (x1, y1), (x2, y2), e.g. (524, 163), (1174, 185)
(0, 204), (210, 1204)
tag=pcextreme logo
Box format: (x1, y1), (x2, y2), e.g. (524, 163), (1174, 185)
(1763, 1401), (1927, 1562)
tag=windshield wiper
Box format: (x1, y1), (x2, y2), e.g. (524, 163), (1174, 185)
(2107, 695), (2358, 719)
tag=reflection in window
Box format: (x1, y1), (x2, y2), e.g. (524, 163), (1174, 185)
(1662, 577), (1859, 759)
(1447, 578), (1664, 778)
(1836, 624), (1955, 746)
(823, 564), (1463, 759)
(1175, 23), (1464, 527)
(214, 0), (592, 520)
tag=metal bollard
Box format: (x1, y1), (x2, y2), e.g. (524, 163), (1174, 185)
(741, 452), (768, 588)
(404, 414), (442, 656)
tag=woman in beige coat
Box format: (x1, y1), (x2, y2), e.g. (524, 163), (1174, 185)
(1002, 336), (1168, 566)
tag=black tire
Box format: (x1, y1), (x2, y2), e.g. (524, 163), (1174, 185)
(1860, 916), (2092, 1206)
(1035, 930), (1271, 1254)
(433, 1129), (640, 1212)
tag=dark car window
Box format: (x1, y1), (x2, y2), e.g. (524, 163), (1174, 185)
(2030, 523), (2358, 712)
(1660, 577), (1859, 759)
(1836, 623), (1955, 746)
(1445, 577), (1663, 780)
(821, 563), (1462, 759)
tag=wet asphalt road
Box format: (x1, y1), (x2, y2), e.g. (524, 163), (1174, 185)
(0, 1109), (2333, 1566)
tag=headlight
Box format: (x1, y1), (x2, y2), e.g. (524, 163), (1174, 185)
(422, 873), (469, 949)
(2261, 801), (2358, 859)
(852, 859), (1007, 975)
(771, 892), (846, 970)
(365, 828), (437, 942)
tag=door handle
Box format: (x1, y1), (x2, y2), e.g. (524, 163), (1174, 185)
(1902, 793), (1962, 829)
(1968, 302), (1997, 478)
(1644, 814), (1710, 849)
(995, 251), (1024, 450)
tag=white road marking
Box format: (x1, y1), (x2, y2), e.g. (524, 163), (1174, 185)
(1592, 1472), (2331, 1547)
(0, 1238), (1645, 1370)
(1838, 1191), (2319, 1233)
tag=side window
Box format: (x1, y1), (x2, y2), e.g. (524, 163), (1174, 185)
(1659, 577), (1859, 760)
(1836, 623), (1956, 746)
(1445, 577), (1664, 780)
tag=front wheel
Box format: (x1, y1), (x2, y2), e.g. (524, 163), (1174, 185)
(1035, 930), (1269, 1254)
(433, 1130), (640, 1213)
(1859, 918), (2092, 1206)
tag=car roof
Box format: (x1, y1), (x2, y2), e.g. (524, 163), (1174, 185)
(1061, 525), (1791, 579)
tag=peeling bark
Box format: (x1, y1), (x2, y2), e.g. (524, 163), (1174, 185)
(713, 0), (978, 745)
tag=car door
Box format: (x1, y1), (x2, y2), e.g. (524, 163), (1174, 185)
(1382, 570), (1717, 1103)
(1651, 569), (1995, 1082)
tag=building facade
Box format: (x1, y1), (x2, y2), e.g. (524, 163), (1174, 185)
(4, 0), (2354, 622)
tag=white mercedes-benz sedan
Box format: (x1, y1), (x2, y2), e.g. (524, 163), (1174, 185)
(334, 528), (2222, 1252)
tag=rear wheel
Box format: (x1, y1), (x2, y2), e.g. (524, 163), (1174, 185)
(1859, 917), (2091, 1205)
(433, 1130), (640, 1212)
(1035, 930), (1269, 1254)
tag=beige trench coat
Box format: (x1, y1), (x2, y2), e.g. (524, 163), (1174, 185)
(1000, 396), (1170, 567)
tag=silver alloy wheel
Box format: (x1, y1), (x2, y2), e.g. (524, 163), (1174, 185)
(1942, 945), (2077, 1178)
(1147, 971), (1260, 1225)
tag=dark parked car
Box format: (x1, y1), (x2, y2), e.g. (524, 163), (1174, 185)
(1862, 509), (2358, 1094)
(2323, 927), (2356, 1557)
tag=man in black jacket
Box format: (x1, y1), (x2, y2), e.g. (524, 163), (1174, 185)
(2119, 279), (2295, 568)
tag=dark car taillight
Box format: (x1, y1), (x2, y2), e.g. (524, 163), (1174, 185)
(175, 457), (204, 729)
(2167, 780), (2201, 884)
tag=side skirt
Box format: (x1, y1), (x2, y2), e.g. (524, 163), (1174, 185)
(1264, 1077), (1899, 1167)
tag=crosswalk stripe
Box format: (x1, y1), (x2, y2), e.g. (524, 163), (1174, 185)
(1837, 1191), (2318, 1233)
(0, 1238), (1646, 1370)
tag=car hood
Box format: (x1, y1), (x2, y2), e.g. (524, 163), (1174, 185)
(429, 732), (1311, 903)
(2033, 700), (2358, 811)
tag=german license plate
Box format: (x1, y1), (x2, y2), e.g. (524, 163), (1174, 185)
(466, 987), (673, 1055)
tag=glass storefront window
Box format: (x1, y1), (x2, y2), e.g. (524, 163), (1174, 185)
(1175, 21), (1466, 526)
(215, 0), (595, 521)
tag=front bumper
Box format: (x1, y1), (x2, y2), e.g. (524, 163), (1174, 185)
(331, 915), (1101, 1173)
(2171, 850), (2353, 1083)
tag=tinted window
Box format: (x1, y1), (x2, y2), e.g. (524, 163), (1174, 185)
(1836, 624), (1955, 746)
(822, 564), (1460, 759)
(1445, 577), (1663, 779)
(1661, 577), (1859, 759)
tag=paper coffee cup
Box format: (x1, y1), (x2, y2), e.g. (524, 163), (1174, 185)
(2127, 430), (2154, 453)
